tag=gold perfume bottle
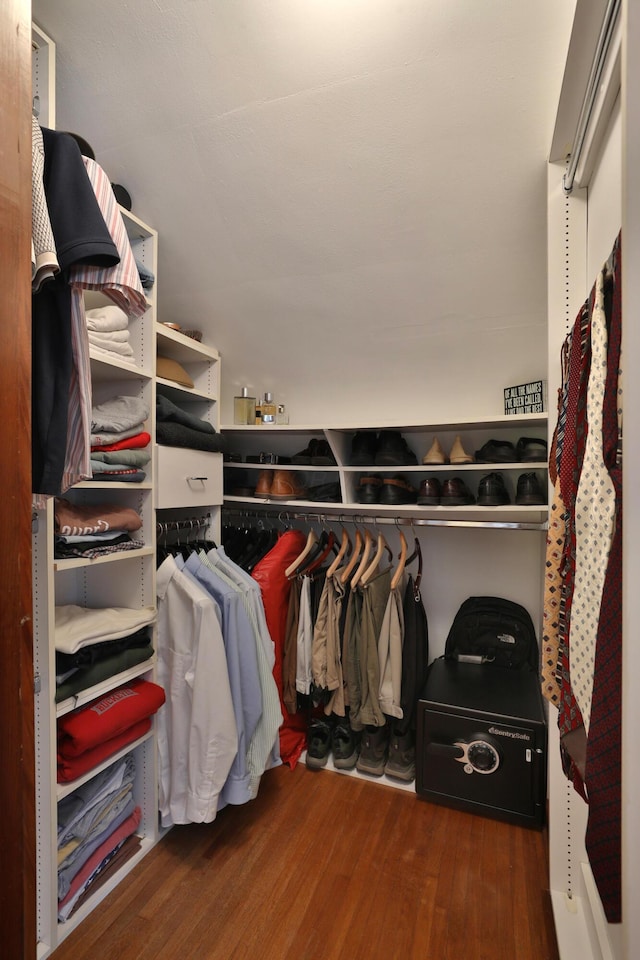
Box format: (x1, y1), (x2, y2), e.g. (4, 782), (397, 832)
(233, 387), (256, 425)
(261, 392), (277, 424)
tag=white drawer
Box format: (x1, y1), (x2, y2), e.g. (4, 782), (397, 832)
(155, 446), (223, 508)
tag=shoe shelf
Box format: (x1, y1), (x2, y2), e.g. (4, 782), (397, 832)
(221, 414), (549, 528)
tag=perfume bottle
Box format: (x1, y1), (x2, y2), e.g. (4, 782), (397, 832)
(261, 392), (277, 424)
(276, 403), (289, 425)
(255, 397), (263, 425)
(233, 387), (256, 425)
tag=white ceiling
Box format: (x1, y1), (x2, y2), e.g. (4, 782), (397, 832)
(33, 0), (577, 425)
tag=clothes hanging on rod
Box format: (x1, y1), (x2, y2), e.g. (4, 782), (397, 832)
(543, 230), (622, 922)
(226, 509), (430, 783)
(156, 521), (284, 825)
(32, 121), (147, 501)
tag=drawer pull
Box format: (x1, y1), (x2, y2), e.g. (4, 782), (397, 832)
(188, 476), (208, 482)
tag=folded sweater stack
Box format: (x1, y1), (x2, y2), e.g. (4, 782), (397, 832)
(90, 394), (151, 482)
(56, 677), (165, 784)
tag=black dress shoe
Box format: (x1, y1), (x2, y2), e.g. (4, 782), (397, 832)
(477, 472), (511, 505)
(310, 439), (337, 465)
(307, 482), (342, 502)
(375, 430), (418, 466)
(475, 439), (517, 463)
(440, 477), (475, 505)
(350, 431), (378, 466)
(516, 437), (548, 463)
(357, 474), (383, 503)
(515, 472), (547, 505)
(292, 438), (319, 465)
(379, 475), (418, 505)
(417, 477), (442, 505)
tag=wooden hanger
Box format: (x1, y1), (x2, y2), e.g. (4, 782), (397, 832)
(360, 531), (392, 586)
(327, 526), (351, 578)
(349, 528), (374, 588)
(340, 527), (363, 583)
(299, 530), (337, 575)
(284, 528), (318, 578)
(390, 530), (408, 590)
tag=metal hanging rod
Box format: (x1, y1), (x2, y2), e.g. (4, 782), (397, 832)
(563, 0), (621, 195)
(156, 514), (211, 535)
(222, 506), (547, 532)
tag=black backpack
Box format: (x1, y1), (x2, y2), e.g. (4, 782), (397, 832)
(444, 596), (538, 671)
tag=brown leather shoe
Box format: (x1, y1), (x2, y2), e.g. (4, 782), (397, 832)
(417, 477), (442, 505)
(253, 469), (272, 498)
(270, 470), (306, 500)
(440, 477), (475, 505)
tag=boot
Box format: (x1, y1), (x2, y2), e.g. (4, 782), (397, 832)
(384, 729), (416, 782)
(306, 718), (332, 769)
(270, 470), (306, 500)
(332, 720), (360, 770)
(356, 722), (390, 777)
(253, 469), (272, 499)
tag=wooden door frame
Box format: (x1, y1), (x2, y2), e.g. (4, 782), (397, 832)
(0, 1), (37, 957)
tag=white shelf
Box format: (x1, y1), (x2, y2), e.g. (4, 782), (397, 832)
(55, 657), (156, 718)
(53, 546), (155, 571)
(156, 323), (220, 363)
(156, 377), (215, 404)
(56, 729), (155, 801)
(222, 412), (548, 433)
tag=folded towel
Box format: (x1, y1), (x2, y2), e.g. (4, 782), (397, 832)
(89, 335), (135, 361)
(85, 305), (129, 332)
(88, 335), (135, 358)
(91, 395), (149, 434)
(88, 328), (131, 344)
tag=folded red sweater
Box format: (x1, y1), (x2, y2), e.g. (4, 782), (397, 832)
(57, 678), (165, 758)
(57, 718), (151, 783)
(91, 431), (151, 453)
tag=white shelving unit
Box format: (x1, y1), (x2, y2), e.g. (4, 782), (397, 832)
(155, 323), (223, 533)
(31, 28), (163, 949)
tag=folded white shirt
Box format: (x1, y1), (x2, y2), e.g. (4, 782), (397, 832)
(55, 604), (157, 654)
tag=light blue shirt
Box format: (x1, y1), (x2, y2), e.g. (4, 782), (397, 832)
(183, 552), (262, 808)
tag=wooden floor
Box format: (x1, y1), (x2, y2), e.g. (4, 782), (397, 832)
(50, 764), (559, 960)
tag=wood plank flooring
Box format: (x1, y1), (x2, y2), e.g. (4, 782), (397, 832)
(50, 765), (559, 960)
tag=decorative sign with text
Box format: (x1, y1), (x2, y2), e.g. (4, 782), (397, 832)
(503, 380), (547, 416)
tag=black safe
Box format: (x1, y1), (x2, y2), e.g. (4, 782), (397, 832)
(416, 658), (547, 828)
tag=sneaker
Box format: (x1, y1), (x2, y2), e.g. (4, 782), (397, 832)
(306, 719), (332, 769)
(384, 729), (416, 782)
(356, 723), (389, 777)
(332, 721), (360, 770)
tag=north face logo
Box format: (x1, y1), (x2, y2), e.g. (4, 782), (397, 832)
(497, 633), (516, 645)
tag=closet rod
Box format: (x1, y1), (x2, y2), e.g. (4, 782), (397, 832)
(563, 0), (620, 195)
(156, 514), (211, 534)
(222, 507), (547, 532)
